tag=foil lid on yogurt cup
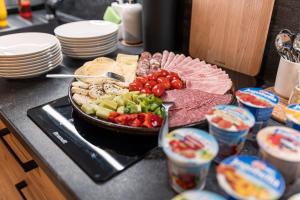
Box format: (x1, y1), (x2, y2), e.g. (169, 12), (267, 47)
(172, 190), (226, 200)
(286, 104), (300, 124)
(288, 193), (300, 200)
(236, 88), (279, 108)
(163, 128), (218, 165)
(205, 105), (255, 132)
(217, 155), (285, 200)
(257, 126), (300, 162)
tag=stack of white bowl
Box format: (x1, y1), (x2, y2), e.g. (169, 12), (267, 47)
(0, 32), (62, 79)
(54, 20), (119, 59)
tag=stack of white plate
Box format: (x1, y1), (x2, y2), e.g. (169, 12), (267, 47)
(0, 32), (62, 79)
(54, 20), (119, 59)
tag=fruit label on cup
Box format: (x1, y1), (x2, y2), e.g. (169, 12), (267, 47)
(206, 105), (255, 132)
(236, 88), (279, 108)
(163, 128), (218, 164)
(257, 126), (300, 162)
(217, 156), (285, 200)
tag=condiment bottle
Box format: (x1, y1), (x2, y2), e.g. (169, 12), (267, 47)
(0, 0), (8, 28)
(18, 0), (32, 20)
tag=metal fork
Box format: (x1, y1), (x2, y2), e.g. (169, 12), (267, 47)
(158, 101), (174, 147)
(46, 71), (125, 82)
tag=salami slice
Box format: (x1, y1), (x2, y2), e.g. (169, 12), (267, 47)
(140, 52), (152, 60)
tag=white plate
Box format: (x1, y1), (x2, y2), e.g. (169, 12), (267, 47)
(0, 56), (62, 76)
(0, 43), (61, 61)
(0, 53), (62, 71)
(0, 48), (61, 66)
(61, 42), (117, 53)
(58, 37), (118, 48)
(0, 64), (61, 79)
(56, 31), (118, 43)
(0, 32), (60, 57)
(54, 20), (119, 39)
(63, 45), (117, 55)
(63, 46), (117, 59)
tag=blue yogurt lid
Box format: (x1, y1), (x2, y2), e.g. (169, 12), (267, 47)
(217, 155), (285, 200)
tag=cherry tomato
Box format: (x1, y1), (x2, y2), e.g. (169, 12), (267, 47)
(171, 79), (183, 89)
(170, 72), (180, 78)
(135, 76), (148, 85)
(157, 77), (171, 89)
(140, 87), (152, 94)
(144, 80), (157, 89)
(152, 84), (165, 97)
(153, 71), (161, 79)
(166, 73), (180, 81)
(147, 73), (158, 81)
(159, 69), (169, 77)
(129, 81), (143, 91)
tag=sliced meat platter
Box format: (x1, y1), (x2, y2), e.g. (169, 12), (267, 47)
(70, 51), (234, 134)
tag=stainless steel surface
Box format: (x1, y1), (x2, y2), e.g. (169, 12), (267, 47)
(275, 32), (295, 62)
(0, 10), (48, 32)
(105, 72), (125, 82)
(293, 33), (300, 63)
(158, 102), (173, 147)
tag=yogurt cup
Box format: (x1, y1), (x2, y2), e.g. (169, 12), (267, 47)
(162, 128), (218, 193)
(217, 155), (285, 200)
(257, 126), (300, 185)
(236, 88), (279, 140)
(288, 193), (300, 200)
(206, 105), (255, 163)
(286, 104), (300, 131)
(172, 190), (226, 200)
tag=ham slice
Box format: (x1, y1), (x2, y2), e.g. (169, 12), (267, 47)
(167, 55), (185, 69)
(165, 54), (179, 69)
(177, 56), (192, 67)
(163, 52), (175, 69)
(161, 50), (169, 67)
(186, 79), (232, 94)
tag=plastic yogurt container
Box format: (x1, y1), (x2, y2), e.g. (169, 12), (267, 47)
(236, 88), (279, 140)
(162, 128), (218, 193)
(172, 190), (226, 200)
(288, 193), (300, 200)
(257, 126), (300, 185)
(286, 104), (300, 131)
(206, 105), (255, 163)
(217, 155), (285, 200)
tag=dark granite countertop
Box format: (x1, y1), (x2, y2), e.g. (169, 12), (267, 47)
(0, 23), (299, 200)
